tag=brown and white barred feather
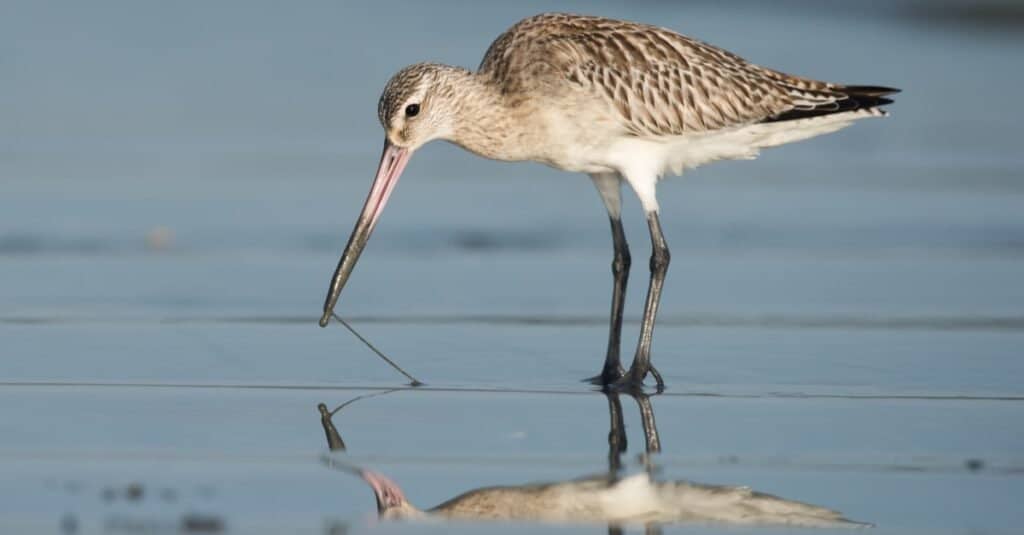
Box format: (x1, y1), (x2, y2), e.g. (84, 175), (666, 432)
(478, 13), (896, 138)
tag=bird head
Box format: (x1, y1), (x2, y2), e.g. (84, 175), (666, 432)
(361, 469), (423, 519)
(318, 62), (471, 327)
(377, 62), (464, 151)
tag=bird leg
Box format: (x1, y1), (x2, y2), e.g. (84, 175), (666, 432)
(620, 213), (669, 390)
(585, 173), (632, 385)
(587, 215), (632, 384)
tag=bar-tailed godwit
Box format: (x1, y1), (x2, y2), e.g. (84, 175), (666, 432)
(355, 469), (865, 527)
(319, 13), (898, 389)
(319, 391), (866, 527)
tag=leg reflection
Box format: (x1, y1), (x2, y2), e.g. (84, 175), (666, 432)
(635, 392), (661, 463)
(603, 390), (662, 471)
(603, 390), (663, 535)
(606, 391), (627, 474)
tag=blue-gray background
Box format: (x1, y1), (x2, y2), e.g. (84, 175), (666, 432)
(2, 1), (1022, 534)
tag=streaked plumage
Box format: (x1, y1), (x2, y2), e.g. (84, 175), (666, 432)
(477, 13), (892, 136)
(320, 12), (898, 389)
(364, 471), (867, 528)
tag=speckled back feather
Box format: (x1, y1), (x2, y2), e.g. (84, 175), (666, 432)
(478, 13), (896, 137)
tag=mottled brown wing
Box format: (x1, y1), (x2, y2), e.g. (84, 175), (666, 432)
(478, 13), (859, 137)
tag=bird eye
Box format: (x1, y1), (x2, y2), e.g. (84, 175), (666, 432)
(405, 103), (420, 117)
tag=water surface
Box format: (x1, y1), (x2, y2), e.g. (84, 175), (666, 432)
(2, 1), (1023, 533)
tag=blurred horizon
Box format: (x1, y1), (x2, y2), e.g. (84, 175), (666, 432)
(2, 0), (1023, 292)
(4, 0), (1023, 185)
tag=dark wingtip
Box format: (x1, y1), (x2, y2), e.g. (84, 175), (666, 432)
(841, 85), (901, 97)
(763, 84), (899, 123)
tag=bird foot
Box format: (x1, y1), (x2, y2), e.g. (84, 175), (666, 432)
(582, 364), (626, 386)
(606, 364), (665, 394)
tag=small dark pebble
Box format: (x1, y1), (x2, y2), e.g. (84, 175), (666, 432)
(965, 458), (985, 471)
(181, 513), (225, 533)
(125, 482), (145, 501)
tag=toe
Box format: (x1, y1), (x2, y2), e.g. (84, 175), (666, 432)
(582, 365), (625, 385)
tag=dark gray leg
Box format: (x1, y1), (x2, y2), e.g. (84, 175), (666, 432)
(621, 212), (669, 390)
(587, 216), (631, 384)
(586, 173), (633, 386)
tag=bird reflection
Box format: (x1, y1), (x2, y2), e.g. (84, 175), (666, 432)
(318, 391), (867, 529)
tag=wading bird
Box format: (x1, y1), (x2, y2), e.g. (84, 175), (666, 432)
(318, 392), (866, 528)
(355, 469), (864, 527)
(319, 13), (898, 389)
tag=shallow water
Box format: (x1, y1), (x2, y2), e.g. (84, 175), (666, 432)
(2, 1), (1023, 533)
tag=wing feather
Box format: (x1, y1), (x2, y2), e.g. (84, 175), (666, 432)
(478, 13), (896, 137)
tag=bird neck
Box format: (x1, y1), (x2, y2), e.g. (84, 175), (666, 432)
(442, 70), (535, 162)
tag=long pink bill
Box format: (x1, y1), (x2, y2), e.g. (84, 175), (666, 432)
(319, 140), (411, 327)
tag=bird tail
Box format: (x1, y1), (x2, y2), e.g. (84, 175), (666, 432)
(840, 85), (901, 108)
(764, 85), (900, 123)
